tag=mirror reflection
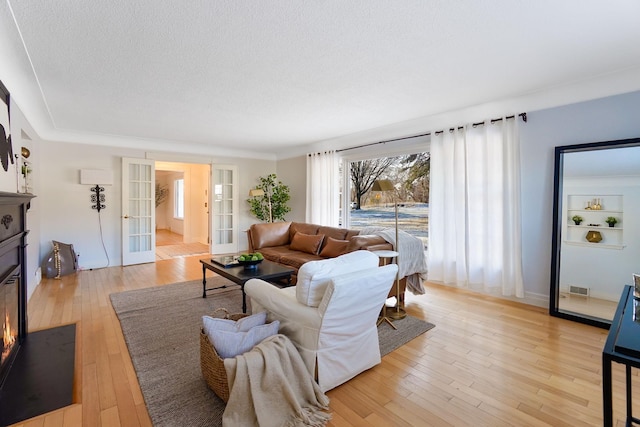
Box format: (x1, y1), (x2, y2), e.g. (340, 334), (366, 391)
(552, 139), (640, 326)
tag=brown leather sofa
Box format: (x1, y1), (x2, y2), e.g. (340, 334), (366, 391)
(247, 221), (407, 304)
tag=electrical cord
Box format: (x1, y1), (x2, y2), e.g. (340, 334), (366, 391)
(96, 209), (110, 269)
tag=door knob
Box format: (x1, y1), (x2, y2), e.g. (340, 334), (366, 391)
(123, 215), (130, 219)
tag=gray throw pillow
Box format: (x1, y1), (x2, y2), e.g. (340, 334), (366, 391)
(202, 311), (267, 333)
(207, 321), (280, 359)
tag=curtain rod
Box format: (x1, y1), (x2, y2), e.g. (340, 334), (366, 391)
(336, 112), (527, 153)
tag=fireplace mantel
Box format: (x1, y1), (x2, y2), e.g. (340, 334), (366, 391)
(0, 191), (34, 387)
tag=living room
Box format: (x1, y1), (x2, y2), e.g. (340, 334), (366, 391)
(1, 2), (640, 426)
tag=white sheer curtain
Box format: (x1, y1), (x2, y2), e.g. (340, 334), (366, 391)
(428, 118), (524, 297)
(306, 151), (340, 226)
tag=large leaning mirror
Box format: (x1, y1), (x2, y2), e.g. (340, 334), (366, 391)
(550, 137), (640, 328)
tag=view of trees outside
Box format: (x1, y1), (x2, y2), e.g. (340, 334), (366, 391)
(348, 153), (430, 249)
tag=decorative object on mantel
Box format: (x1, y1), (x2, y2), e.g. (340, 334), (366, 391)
(585, 230), (603, 243)
(572, 215), (583, 225)
(0, 80), (15, 173)
(19, 146), (32, 193)
(20, 161), (32, 193)
(605, 216), (618, 228)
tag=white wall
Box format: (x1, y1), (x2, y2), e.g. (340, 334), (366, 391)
(276, 155), (306, 222)
(155, 174), (170, 229)
(520, 90), (640, 304)
(38, 142), (144, 270)
(165, 171), (185, 236)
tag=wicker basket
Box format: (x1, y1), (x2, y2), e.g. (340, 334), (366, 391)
(200, 308), (248, 402)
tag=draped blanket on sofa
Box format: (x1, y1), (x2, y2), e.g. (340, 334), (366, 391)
(359, 226), (427, 295)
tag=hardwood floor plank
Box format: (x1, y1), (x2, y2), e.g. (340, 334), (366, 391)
(99, 406), (121, 427)
(61, 405), (82, 427)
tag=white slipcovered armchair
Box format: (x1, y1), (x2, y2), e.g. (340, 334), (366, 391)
(244, 250), (398, 392)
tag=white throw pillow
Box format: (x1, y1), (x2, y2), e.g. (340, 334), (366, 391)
(296, 250), (379, 307)
(202, 311), (267, 333)
(206, 321), (280, 359)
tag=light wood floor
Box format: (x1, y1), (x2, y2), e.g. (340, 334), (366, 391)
(155, 229), (209, 260)
(14, 255), (638, 426)
(559, 292), (618, 321)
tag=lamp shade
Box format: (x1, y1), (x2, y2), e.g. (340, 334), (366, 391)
(372, 179), (394, 192)
(249, 189), (264, 197)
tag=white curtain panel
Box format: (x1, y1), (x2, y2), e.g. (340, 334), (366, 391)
(428, 119), (524, 297)
(306, 151), (340, 226)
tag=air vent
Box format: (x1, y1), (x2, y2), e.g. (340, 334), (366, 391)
(569, 285), (590, 297)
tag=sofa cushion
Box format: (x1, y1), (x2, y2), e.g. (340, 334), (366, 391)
(257, 246), (291, 263)
(249, 222), (292, 249)
(279, 252), (324, 270)
(289, 222), (320, 241)
(296, 250), (380, 307)
(319, 237), (350, 258)
(345, 230), (360, 239)
(317, 226), (349, 242)
(290, 232), (324, 255)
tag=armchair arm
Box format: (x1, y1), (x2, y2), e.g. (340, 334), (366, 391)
(245, 279), (320, 328)
(245, 278), (322, 374)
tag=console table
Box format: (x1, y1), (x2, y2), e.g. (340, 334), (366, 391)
(603, 285), (640, 426)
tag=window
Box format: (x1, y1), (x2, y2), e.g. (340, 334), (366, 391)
(346, 153), (430, 249)
(174, 179), (184, 219)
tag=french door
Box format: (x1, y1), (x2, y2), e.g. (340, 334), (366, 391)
(121, 157), (156, 265)
(211, 164), (238, 254)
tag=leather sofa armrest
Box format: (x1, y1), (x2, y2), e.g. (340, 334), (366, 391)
(347, 235), (392, 252)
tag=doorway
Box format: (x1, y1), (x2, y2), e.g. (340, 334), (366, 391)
(155, 162), (211, 260)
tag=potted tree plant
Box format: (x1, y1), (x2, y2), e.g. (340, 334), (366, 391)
(605, 216), (618, 227)
(572, 215), (583, 225)
(247, 174), (291, 222)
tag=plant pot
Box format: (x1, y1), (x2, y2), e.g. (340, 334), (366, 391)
(608, 223), (615, 228)
(574, 221), (581, 225)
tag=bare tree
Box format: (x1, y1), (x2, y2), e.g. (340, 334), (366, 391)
(401, 153), (430, 203)
(349, 157), (397, 209)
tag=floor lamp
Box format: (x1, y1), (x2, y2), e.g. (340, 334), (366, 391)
(372, 179), (407, 320)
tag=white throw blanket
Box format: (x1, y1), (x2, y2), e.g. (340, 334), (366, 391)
(223, 334), (331, 427)
(360, 226), (427, 295)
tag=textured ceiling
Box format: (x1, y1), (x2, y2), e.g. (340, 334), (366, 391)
(1, 1), (640, 158)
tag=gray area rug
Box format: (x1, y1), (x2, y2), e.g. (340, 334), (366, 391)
(110, 278), (435, 427)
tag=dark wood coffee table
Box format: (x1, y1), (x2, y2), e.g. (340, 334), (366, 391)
(200, 258), (295, 313)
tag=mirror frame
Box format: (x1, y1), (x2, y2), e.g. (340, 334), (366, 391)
(550, 136), (640, 329)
